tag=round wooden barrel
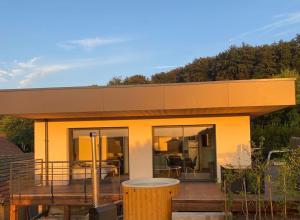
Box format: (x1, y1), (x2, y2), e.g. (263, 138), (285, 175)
(122, 178), (180, 220)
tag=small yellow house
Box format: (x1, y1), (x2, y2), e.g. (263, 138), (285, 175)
(0, 78), (296, 183)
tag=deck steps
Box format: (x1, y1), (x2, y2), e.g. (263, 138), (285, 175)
(172, 182), (226, 212)
(172, 212), (228, 220)
(172, 199), (225, 212)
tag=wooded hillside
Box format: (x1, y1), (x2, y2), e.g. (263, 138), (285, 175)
(109, 35), (300, 85)
(109, 35), (300, 157)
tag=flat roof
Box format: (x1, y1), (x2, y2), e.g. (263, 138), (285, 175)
(0, 78), (296, 119)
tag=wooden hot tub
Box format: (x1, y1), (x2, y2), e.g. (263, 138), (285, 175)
(122, 178), (180, 220)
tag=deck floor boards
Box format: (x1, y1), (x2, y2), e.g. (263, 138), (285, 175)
(11, 181), (121, 205)
(174, 182), (225, 201)
(10, 181), (299, 213)
(172, 182), (300, 213)
(172, 182), (226, 212)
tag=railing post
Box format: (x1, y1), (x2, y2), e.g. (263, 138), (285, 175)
(9, 204), (18, 220)
(41, 161), (44, 186)
(118, 160), (121, 200)
(10, 162), (13, 202)
(69, 160), (72, 183)
(18, 176), (21, 201)
(84, 166), (87, 203)
(45, 120), (49, 186)
(26, 160), (29, 188)
(51, 162), (54, 203)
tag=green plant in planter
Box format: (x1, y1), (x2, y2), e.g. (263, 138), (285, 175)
(277, 147), (300, 219)
(250, 136), (268, 220)
(223, 167), (236, 220)
(239, 168), (250, 220)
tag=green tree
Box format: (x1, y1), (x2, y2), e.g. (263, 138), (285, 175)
(0, 116), (34, 152)
(107, 34), (300, 156)
(123, 75), (150, 85)
(107, 75), (150, 85)
(151, 71), (177, 83)
(108, 76), (124, 85)
(251, 69), (300, 157)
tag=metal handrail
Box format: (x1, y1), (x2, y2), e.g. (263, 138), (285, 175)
(10, 159), (122, 204)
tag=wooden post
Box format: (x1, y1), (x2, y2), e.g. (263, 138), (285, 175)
(64, 206), (70, 220)
(0, 204), (5, 220)
(9, 204), (18, 220)
(38, 205), (47, 214)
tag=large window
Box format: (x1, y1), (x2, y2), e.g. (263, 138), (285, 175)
(153, 125), (216, 181)
(71, 127), (129, 179)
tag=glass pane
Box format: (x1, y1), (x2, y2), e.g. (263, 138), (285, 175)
(154, 126), (182, 137)
(153, 126), (182, 153)
(71, 128), (129, 182)
(72, 129), (100, 162)
(153, 125), (216, 181)
(100, 128), (128, 137)
(100, 128), (129, 179)
(73, 129), (99, 139)
(153, 127), (183, 178)
(182, 125), (216, 181)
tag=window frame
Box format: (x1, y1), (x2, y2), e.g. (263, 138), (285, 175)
(69, 126), (130, 175)
(152, 124), (217, 181)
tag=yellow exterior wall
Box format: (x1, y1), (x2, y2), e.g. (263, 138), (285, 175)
(34, 115), (251, 182)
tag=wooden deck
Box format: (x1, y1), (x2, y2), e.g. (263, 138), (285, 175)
(172, 182), (226, 212)
(11, 181), (121, 206)
(10, 181), (300, 213)
(172, 182), (300, 213)
(11, 182), (232, 210)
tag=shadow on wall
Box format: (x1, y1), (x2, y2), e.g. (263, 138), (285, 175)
(129, 140), (153, 179)
(218, 144), (251, 167)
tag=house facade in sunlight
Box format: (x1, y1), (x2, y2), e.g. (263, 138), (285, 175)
(0, 78), (296, 182)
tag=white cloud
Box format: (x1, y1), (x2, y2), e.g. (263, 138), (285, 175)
(58, 37), (128, 50)
(0, 69), (8, 76)
(16, 57), (39, 68)
(0, 69), (8, 82)
(19, 64), (71, 86)
(229, 11), (300, 42)
(0, 55), (135, 87)
(0, 57), (73, 86)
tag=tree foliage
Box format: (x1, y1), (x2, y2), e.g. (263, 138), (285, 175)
(109, 35), (300, 85)
(108, 35), (300, 155)
(108, 75), (150, 85)
(165, 35), (300, 82)
(0, 116), (34, 152)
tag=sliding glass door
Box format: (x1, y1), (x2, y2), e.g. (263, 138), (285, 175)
(153, 125), (216, 181)
(70, 127), (129, 181)
(99, 128), (129, 179)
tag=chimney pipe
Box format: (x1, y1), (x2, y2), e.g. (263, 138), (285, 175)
(90, 132), (99, 208)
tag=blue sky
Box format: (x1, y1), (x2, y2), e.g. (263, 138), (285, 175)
(0, 0), (299, 89)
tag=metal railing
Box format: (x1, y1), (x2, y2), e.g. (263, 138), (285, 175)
(0, 153), (34, 203)
(10, 159), (121, 204)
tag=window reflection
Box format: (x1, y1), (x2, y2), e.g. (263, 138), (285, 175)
(100, 128), (129, 176)
(153, 125), (216, 181)
(71, 128), (129, 180)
